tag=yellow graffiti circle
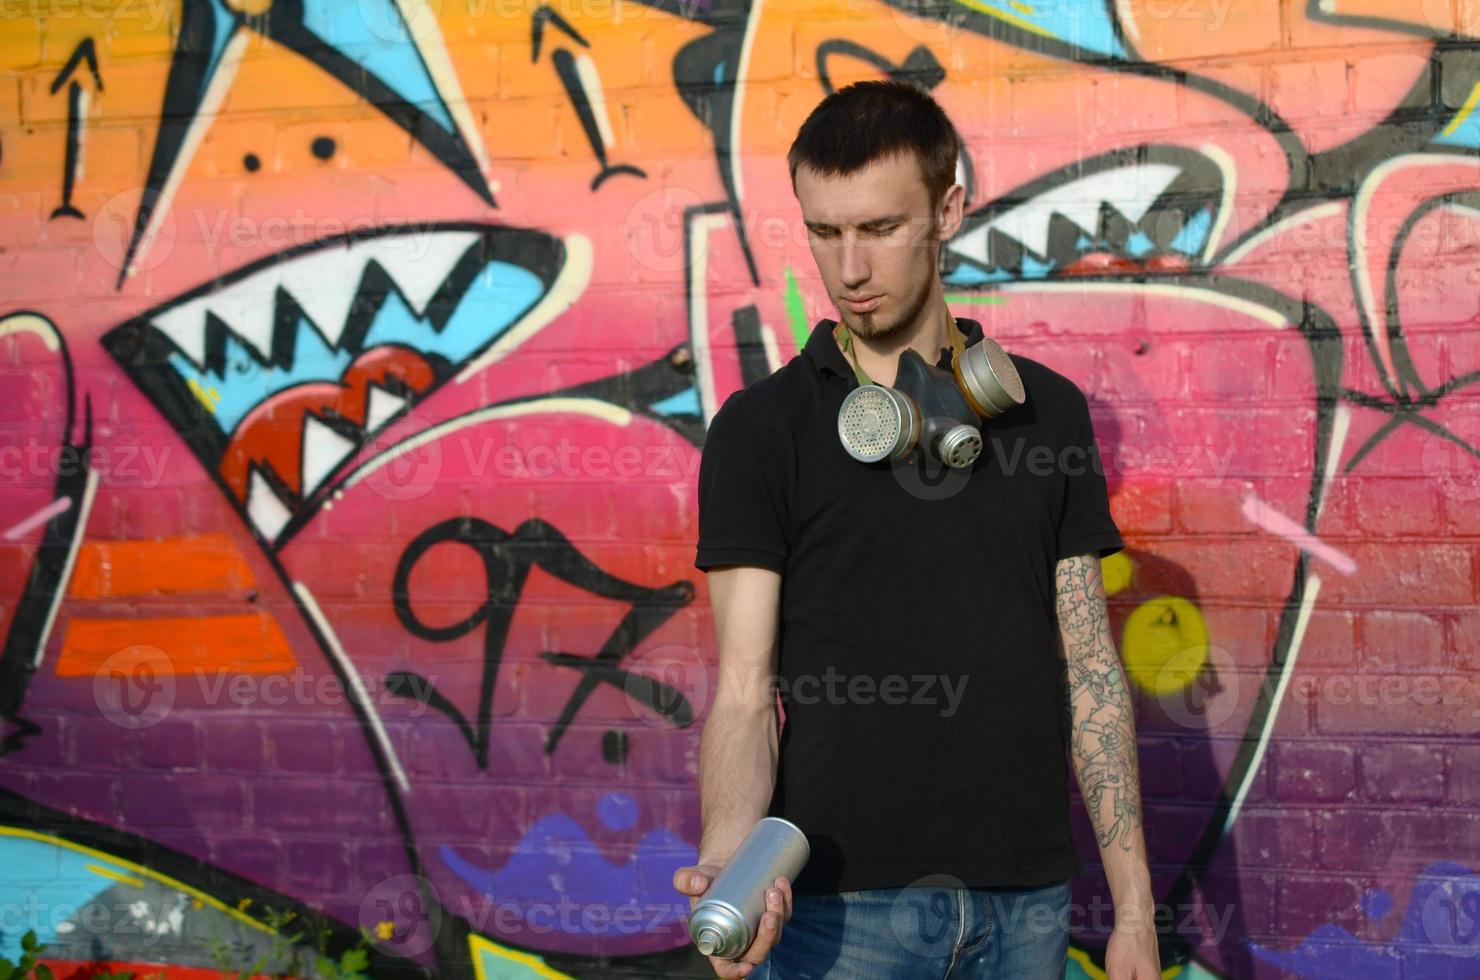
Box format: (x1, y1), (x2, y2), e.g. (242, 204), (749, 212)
(1120, 596), (1209, 695)
(1101, 550), (1133, 597)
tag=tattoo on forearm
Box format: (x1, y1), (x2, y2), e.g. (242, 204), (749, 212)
(1055, 553), (1143, 854)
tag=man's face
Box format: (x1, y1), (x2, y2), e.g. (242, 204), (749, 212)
(795, 151), (959, 341)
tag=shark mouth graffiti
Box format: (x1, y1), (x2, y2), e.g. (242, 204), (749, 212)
(944, 145), (1226, 282)
(102, 224), (565, 550)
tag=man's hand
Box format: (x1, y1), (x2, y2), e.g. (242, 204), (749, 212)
(673, 863), (794, 978)
(1105, 919), (1160, 980)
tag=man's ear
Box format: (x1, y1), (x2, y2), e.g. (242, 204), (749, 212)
(936, 181), (966, 240)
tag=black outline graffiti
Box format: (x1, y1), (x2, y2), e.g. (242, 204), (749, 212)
(100, 223), (567, 552)
(530, 7), (648, 191)
(115, 0), (496, 289)
(0, 314), (93, 746)
(814, 40), (945, 95)
(48, 38), (102, 221)
(530, 6), (590, 62)
(388, 516), (693, 764)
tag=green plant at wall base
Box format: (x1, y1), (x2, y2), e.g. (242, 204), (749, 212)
(3, 928), (145, 980)
(206, 901), (380, 980)
(0, 929), (56, 980)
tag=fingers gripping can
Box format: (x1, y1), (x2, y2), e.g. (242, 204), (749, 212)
(688, 817), (810, 959)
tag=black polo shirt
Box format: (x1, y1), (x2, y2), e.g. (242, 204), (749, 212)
(693, 315), (1124, 894)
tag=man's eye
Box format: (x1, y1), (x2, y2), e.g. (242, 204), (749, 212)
(809, 226), (898, 239)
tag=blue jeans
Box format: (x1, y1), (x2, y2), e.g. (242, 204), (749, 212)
(751, 878), (1072, 979)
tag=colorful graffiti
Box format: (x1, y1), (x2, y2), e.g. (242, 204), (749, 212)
(1, 0), (1478, 977)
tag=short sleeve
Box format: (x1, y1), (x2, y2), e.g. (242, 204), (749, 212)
(694, 392), (789, 574)
(1056, 392), (1124, 561)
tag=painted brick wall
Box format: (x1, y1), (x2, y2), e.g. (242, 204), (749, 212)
(1, 1), (1478, 978)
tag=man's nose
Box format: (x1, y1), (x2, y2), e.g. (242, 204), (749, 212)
(839, 235), (870, 288)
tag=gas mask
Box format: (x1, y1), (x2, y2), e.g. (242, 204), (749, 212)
(837, 337), (1025, 469)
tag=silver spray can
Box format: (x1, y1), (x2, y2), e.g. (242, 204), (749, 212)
(688, 816), (810, 959)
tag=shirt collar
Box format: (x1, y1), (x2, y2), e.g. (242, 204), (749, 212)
(803, 314), (986, 378)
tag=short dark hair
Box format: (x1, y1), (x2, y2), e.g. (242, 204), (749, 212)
(787, 80), (962, 210)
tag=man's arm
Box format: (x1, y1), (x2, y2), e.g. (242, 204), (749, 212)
(671, 564), (791, 979)
(1055, 552), (1159, 977)
(696, 564), (783, 865)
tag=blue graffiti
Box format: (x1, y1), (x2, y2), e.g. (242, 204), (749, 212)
(439, 801), (695, 937)
(1251, 861), (1480, 979)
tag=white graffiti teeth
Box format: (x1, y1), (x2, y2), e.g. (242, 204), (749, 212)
(152, 231), (481, 368)
(246, 379), (415, 544)
(948, 163), (1183, 264)
(301, 414), (360, 500)
(247, 469), (294, 543)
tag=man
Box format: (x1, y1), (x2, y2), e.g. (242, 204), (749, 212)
(673, 80), (1160, 980)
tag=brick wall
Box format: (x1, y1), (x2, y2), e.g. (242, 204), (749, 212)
(0, 1), (1477, 978)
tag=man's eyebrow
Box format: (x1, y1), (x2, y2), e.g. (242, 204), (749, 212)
(804, 214), (909, 230)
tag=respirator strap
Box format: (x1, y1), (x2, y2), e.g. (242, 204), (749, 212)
(947, 314), (966, 360)
(833, 321), (875, 387)
(834, 313), (966, 388)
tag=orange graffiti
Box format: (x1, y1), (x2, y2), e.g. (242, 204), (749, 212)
(56, 612), (296, 676)
(68, 533), (255, 599)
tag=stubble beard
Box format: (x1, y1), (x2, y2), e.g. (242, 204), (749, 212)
(840, 227), (940, 344)
(844, 266), (935, 344)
